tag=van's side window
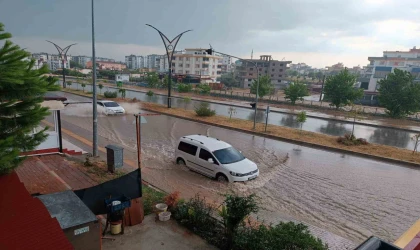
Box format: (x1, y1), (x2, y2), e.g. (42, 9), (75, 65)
(199, 149), (217, 164)
(178, 142), (198, 156)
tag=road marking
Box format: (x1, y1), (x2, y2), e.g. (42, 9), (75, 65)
(42, 120), (137, 168)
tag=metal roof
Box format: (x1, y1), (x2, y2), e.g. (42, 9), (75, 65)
(182, 134), (231, 151)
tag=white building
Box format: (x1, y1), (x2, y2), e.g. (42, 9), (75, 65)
(48, 60), (70, 71)
(147, 54), (160, 70)
(217, 55), (233, 74)
(172, 48), (222, 82)
(115, 74), (130, 82)
(31, 52), (49, 61)
(362, 46), (420, 92)
(71, 55), (91, 68)
(50, 54), (72, 62)
(156, 55), (169, 73)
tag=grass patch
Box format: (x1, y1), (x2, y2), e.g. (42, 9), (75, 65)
(143, 185), (165, 215)
(79, 157), (126, 184)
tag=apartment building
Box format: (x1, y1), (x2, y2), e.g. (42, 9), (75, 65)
(125, 55), (145, 70)
(171, 48), (222, 82)
(237, 55), (291, 89)
(31, 52), (49, 61)
(86, 61), (126, 70)
(71, 56), (91, 68)
(156, 55), (169, 73)
(361, 46), (420, 92)
(218, 55), (233, 74)
(50, 54), (72, 62)
(48, 60), (70, 71)
(147, 54), (160, 70)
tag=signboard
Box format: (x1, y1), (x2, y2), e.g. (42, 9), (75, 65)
(74, 226), (89, 236)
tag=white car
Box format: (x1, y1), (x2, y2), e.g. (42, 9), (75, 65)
(175, 135), (259, 182)
(97, 100), (125, 115)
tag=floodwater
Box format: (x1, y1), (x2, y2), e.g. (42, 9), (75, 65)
(55, 91), (420, 246)
(64, 84), (420, 150)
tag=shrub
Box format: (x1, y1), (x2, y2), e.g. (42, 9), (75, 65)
(337, 134), (369, 146)
(196, 84), (211, 95)
(146, 90), (154, 97)
(164, 191), (180, 212)
(195, 103), (216, 117)
(142, 185), (165, 215)
(178, 83), (193, 93)
(103, 91), (118, 98)
(173, 195), (226, 248)
(234, 222), (328, 250)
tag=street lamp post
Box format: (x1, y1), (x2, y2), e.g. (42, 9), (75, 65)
(91, 0), (98, 157)
(207, 49), (260, 130)
(146, 24), (192, 108)
(46, 41), (76, 88)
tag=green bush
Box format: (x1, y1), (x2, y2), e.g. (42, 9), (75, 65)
(146, 90), (154, 97)
(195, 103), (216, 117)
(178, 83), (193, 93)
(173, 195), (226, 248)
(234, 222), (328, 250)
(196, 84), (211, 95)
(337, 134), (369, 146)
(103, 91), (118, 98)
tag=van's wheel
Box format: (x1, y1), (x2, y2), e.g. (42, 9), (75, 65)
(216, 173), (228, 182)
(177, 158), (186, 166)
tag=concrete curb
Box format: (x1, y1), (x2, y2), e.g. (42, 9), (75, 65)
(60, 90), (420, 167)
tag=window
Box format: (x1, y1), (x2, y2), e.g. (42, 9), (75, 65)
(202, 64), (209, 68)
(279, 69), (283, 72)
(172, 56), (176, 60)
(196, 64), (200, 68)
(186, 64), (190, 68)
(217, 71), (221, 74)
(97, 102), (104, 106)
(178, 142), (198, 156)
(360, 82), (369, 90)
(186, 57), (190, 61)
(203, 57), (210, 62)
(278, 80), (281, 83)
(103, 102), (119, 107)
(195, 71), (200, 74)
(272, 63), (275, 66)
(199, 149), (216, 163)
(249, 73), (253, 76)
(280, 64), (283, 66)
(249, 68), (254, 71)
(186, 70), (190, 74)
(248, 79), (253, 82)
(279, 75), (283, 77)
(213, 147), (245, 164)
(271, 74), (274, 77)
(171, 63), (175, 67)
(272, 69), (275, 72)
(179, 63), (183, 67)
(248, 84), (251, 87)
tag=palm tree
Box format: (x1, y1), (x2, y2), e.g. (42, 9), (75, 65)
(98, 84), (103, 94)
(81, 83), (86, 92)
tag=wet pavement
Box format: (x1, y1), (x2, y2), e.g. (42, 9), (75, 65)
(64, 84), (420, 150)
(54, 91), (420, 248)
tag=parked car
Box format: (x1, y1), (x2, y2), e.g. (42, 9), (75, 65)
(175, 134), (259, 182)
(97, 100), (125, 115)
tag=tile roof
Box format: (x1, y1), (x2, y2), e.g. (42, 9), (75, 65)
(0, 172), (73, 250)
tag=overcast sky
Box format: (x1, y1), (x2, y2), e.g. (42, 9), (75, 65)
(1, 0), (419, 68)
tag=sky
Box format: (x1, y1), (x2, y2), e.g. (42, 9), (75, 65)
(1, 0), (419, 68)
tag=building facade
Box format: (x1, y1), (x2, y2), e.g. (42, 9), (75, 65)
(171, 48), (222, 82)
(71, 56), (91, 68)
(115, 74), (130, 82)
(86, 61), (126, 70)
(362, 46), (420, 92)
(218, 55), (233, 74)
(48, 60), (70, 71)
(237, 55), (291, 89)
(146, 54), (160, 70)
(156, 55), (169, 73)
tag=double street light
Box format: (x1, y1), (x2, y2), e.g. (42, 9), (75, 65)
(146, 24), (192, 108)
(205, 48), (260, 130)
(46, 41), (76, 88)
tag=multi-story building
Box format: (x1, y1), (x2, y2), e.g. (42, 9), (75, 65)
(71, 56), (91, 68)
(361, 46), (420, 92)
(31, 52), (49, 61)
(48, 60), (70, 71)
(156, 55), (169, 73)
(50, 54), (72, 62)
(146, 54), (160, 70)
(217, 55), (233, 74)
(96, 57), (115, 62)
(171, 48), (222, 82)
(237, 55), (291, 89)
(86, 61), (126, 70)
(125, 55), (140, 70)
(325, 62), (345, 76)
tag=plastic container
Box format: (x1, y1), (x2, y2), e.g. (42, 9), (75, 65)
(155, 203), (168, 214)
(110, 221), (122, 235)
(158, 211), (171, 222)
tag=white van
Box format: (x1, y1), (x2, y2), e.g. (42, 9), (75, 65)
(175, 135), (259, 182)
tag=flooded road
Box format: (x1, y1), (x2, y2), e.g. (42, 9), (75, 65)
(64, 84), (420, 150)
(57, 91), (420, 245)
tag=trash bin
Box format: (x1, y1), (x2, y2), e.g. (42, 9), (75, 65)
(105, 145), (124, 173)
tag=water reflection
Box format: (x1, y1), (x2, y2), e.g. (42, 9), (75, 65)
(280, 114), (300, 128)
(369, 128), (411, 148)
(319, 121), (351, 136)
(248, 110), (266, 123)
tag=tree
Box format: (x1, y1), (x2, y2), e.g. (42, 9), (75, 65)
(347, 105), (363, 138)
(250, 75), (273, 98)
(182, 96), (191, 110)
(412, 134), (420, 154)
(69, 60), (83, 69)
(228, 106), (237, 119)
(196, 84), (211, 95)
(119, 88), (126, 98)
(323, 69), (363, 109)
(81, 83), (86, 92)
(284, 81), (310, 104)
(378, 69), (420, 118)
(219, 73), (239, 88)
(0, 23), (59, 174)
(146, 72), (159, 88)
(66, 81), (72, 87)
(161, 75), (169, 89)
(98, 83), (103, 94)
(296, 111), (307, 134)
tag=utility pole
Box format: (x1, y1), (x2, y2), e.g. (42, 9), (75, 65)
(91, 0), (98, 157)
(319, 75), (325, 102)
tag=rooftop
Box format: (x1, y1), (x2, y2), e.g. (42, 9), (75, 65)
(183, 134), (231, 151)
